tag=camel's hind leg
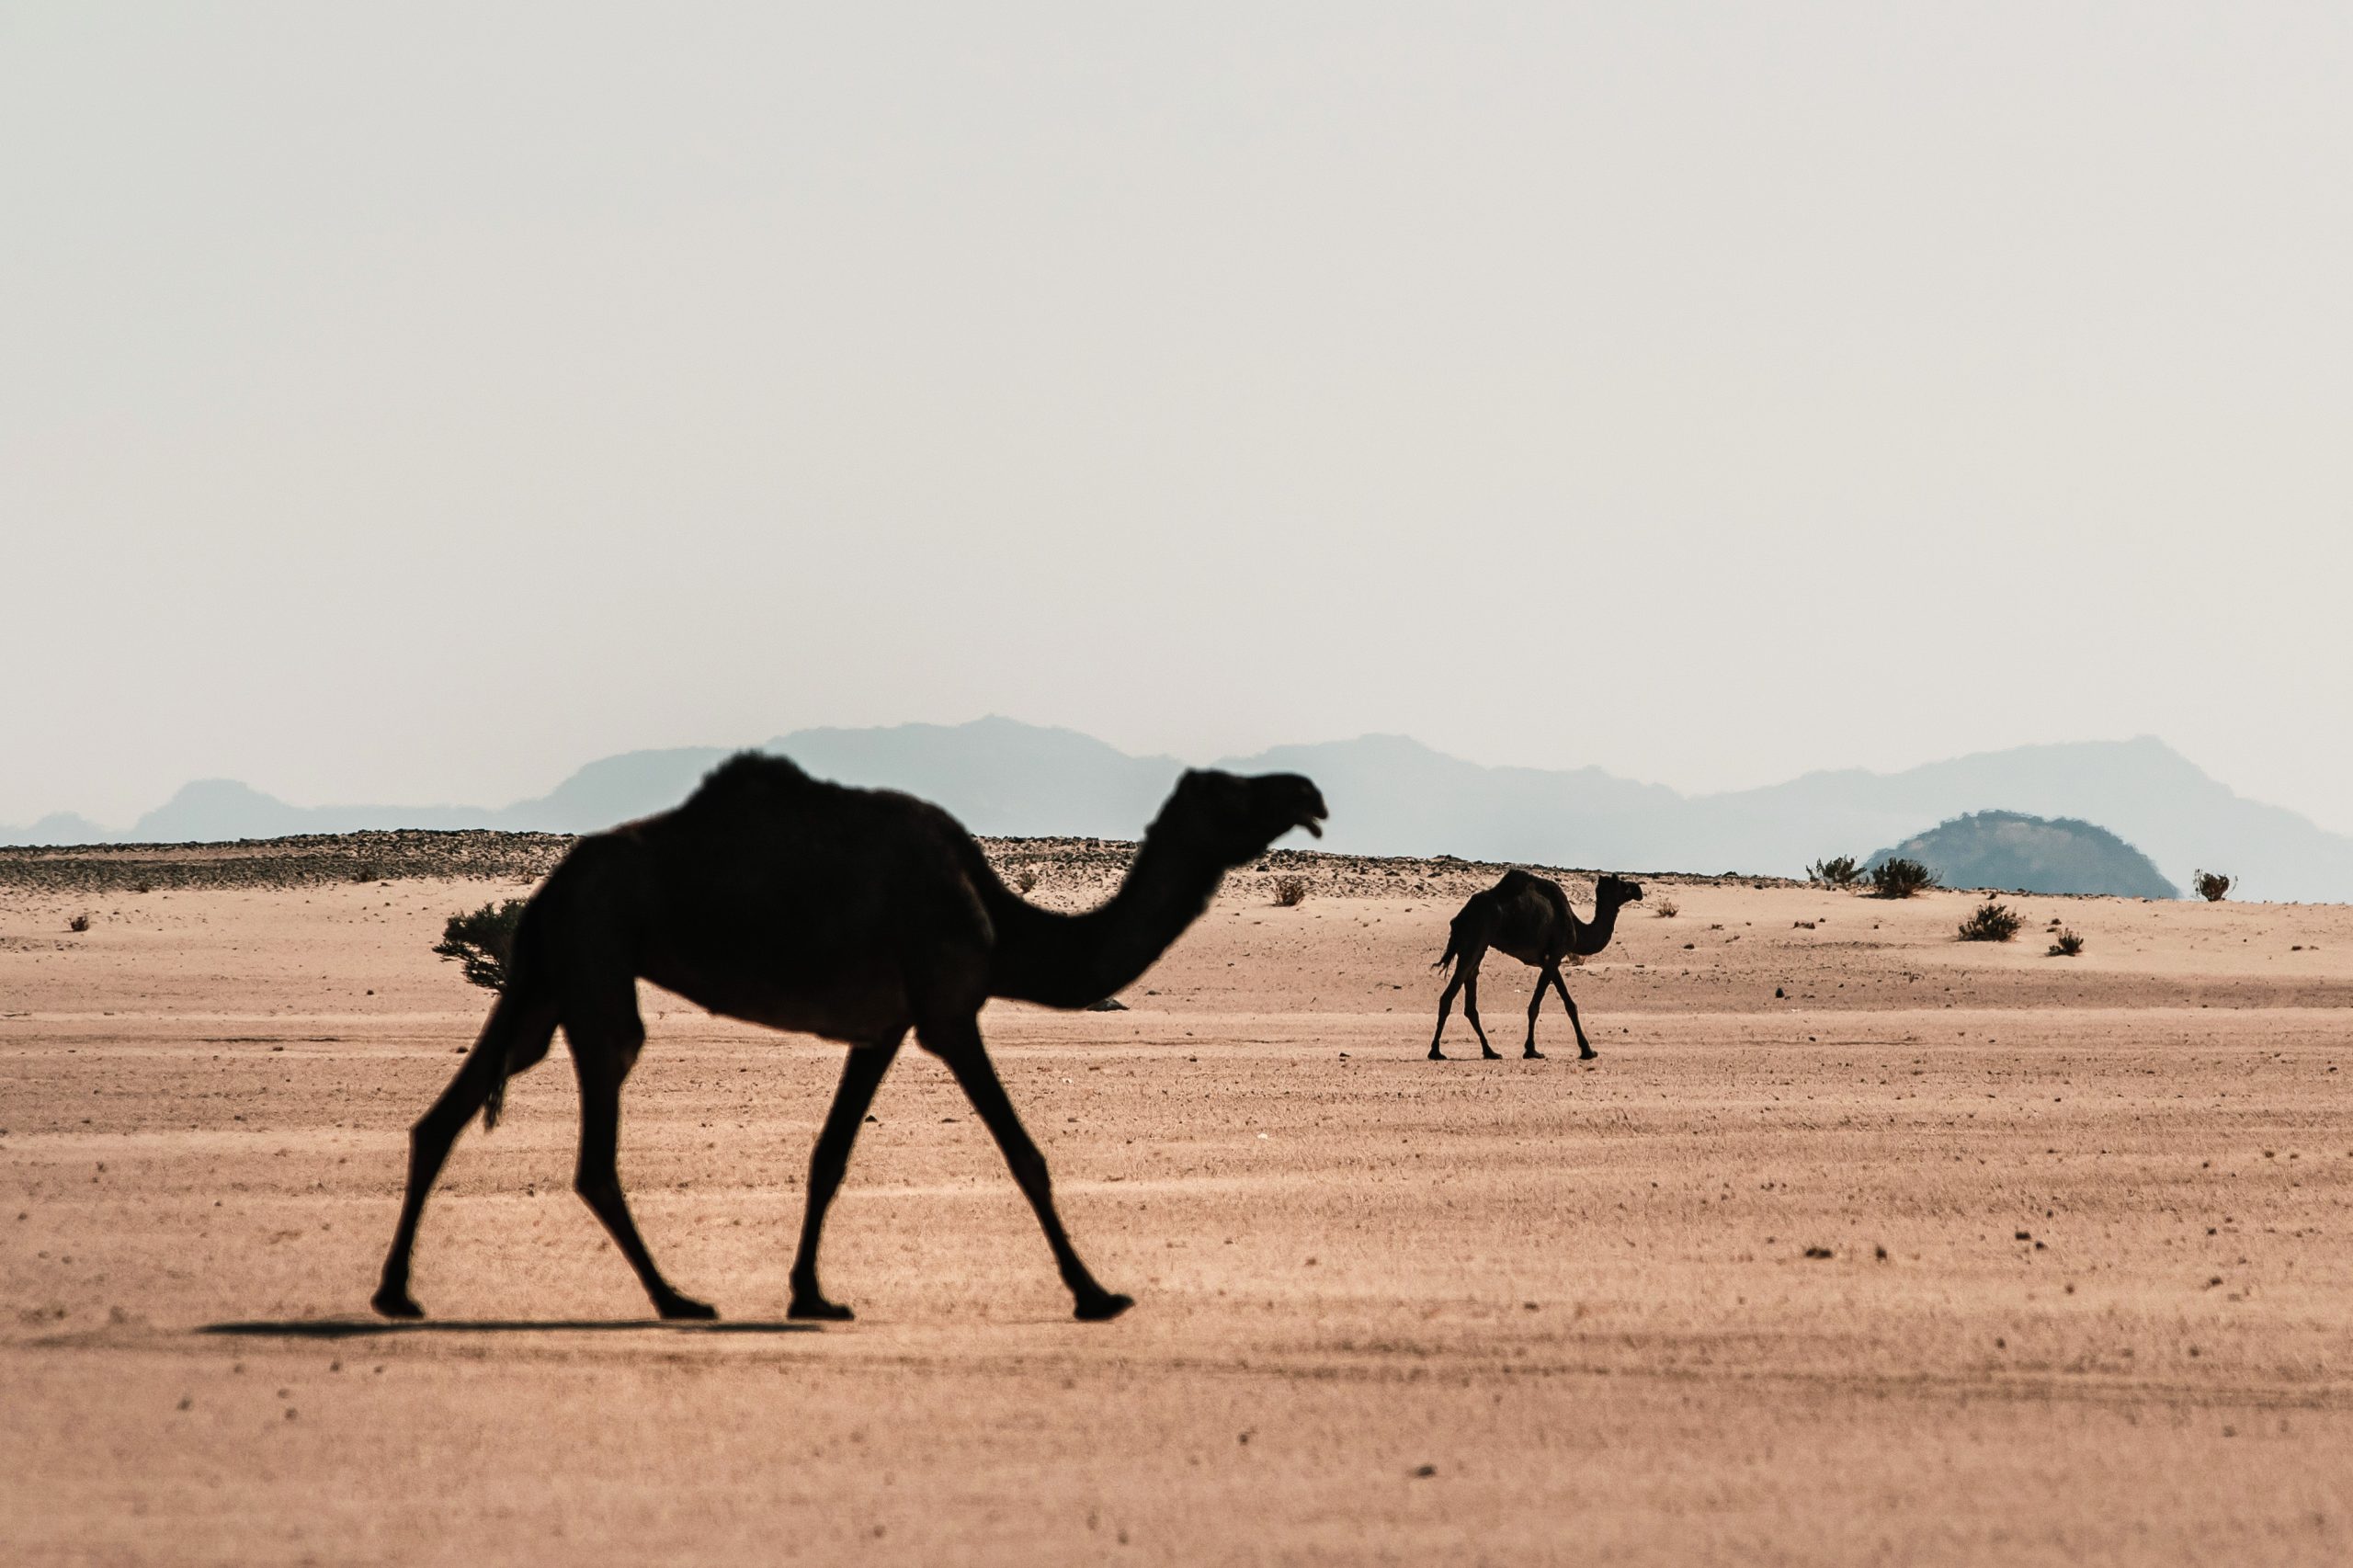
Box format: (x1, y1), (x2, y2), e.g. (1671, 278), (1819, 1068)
(1461, 971), (1501, 1060)
(1421, 965), (1459, 1063)
(1547, 967), (1597, 1060)
(788, 1038), (902, 1321)
(1430, 949), (1486, 1061)
(921, 1015), (1130, 1322)
(565, 979), (713, 1320)
(373, 989), (558, 1318)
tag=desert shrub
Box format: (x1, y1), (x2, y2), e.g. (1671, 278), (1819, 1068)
(1271, 876), (1309, 907)
(1015, 866), (1040, 895)
(1653, 897), (1680, 918)
(1807, 856), (1862, 887)
(67, 913), (91, 933)
(433, 899), (528, 992)
(2192, 869), (2234, 903)
(2047, 928), (2086, 957)
(1869, 858), (1938, 899)
(1957, 901), (2021, 942)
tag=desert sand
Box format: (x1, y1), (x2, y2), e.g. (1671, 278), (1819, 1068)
(4, 838), (2350, 1565)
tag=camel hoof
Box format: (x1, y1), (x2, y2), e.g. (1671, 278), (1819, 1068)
(370, 1286), (423, 1320)
(788, 1294), (855, 1323)
(1579, 1047), (1598, 1062)
(654, 1292), (719, 1322)
(1481, 1051), (1504, 1062)
(1074, 1291), (1134, 1323)
(1524, 1049), (1546, 1061)
(1427, 1051), (1448, 1062)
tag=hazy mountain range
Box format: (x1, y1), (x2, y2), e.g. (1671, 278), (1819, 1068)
(6, 718), (2348, 902)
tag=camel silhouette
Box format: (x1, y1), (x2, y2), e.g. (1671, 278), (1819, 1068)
(373, 755), (1326, 1324)
(1427, 871), (1643, 1062)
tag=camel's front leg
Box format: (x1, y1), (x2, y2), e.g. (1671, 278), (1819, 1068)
(789, 1038), (901, 1321)
(1522, 971), (1547, 1059)
(922, 1015), (1131, 1322)
(1547, 968), (1597, 1060)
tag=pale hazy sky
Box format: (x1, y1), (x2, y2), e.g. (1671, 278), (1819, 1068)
(4, 5), (2348, 831)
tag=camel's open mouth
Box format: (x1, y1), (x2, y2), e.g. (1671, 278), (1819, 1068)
(1275, 775), (1327, 840)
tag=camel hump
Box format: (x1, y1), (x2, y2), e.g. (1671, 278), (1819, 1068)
(680, 752), (816, 811)
(1491, 869), (1552, 902)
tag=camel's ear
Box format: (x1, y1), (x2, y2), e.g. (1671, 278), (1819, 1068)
(1157, 768), (1239, 835)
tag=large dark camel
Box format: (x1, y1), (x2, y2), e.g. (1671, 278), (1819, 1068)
(373, 755), (1326, 1324)
(1428, 871), (1643, 1062)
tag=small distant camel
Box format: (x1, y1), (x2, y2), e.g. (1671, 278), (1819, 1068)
(373, 755), (1326, 1324)
(1428, 871), (1644, 1062)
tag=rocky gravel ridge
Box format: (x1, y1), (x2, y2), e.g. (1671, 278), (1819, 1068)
(0, 828), (1789, 901)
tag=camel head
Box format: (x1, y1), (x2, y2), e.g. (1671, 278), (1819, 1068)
(1154, 769), (1328, 868)
(1596, 873), (1645, 908)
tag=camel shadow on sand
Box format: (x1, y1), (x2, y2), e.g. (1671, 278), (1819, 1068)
(199, 1318), (820, 1340)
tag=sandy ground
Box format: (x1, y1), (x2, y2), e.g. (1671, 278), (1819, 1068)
(4, 854), (2351, 1565)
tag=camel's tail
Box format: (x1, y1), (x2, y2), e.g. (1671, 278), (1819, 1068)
(468, 889), (565, 1132)
(471, 987), (559, 1132)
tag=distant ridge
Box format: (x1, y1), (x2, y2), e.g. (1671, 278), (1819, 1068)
(8, 719), (2350, 902)
(1868, 811), (2180, 900)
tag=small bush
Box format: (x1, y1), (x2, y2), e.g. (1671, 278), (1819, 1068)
(1807, 856), (1862, 887)
(1015, 866), (1040, 895)
(1271, 876), (1309, 907)
(1957, 901), (2021, 942)
(2193, 869), (2233, 903)
(2047, 928), (2085, 957)
(1869, 858), (1938, 899)
(67, 913), (91, 933)
(433, 899), (528, 992)
(1653, 897), (1679, 918)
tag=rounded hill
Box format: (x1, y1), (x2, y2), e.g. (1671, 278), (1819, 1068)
(1869, 811), (2179, 899)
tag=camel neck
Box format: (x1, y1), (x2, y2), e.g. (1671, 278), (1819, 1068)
(984, 831), (1229, 1007)
(1574, 895), (1625, 957)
